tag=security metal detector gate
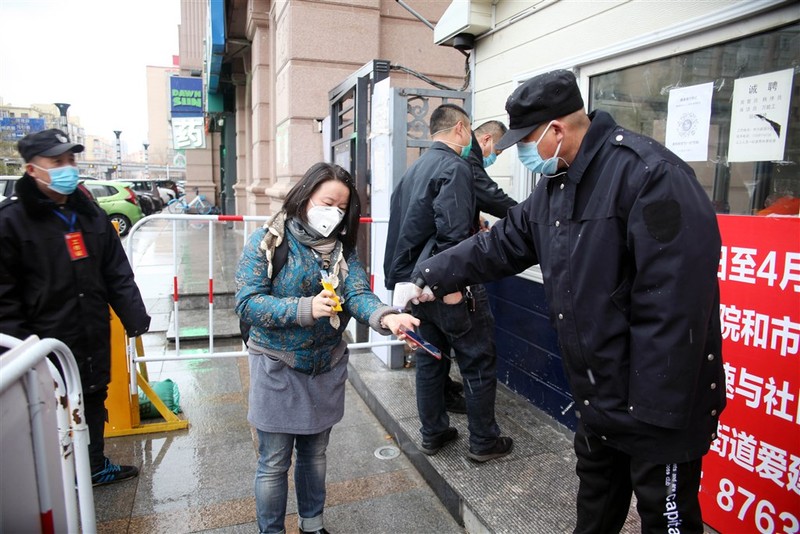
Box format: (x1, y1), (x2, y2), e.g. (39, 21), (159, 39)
(328, 60), (390, 343)
(328, 59), (471, 365)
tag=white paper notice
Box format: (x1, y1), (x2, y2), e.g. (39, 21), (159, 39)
(665, 82), (714, 162)
(728, 68), (794, 163)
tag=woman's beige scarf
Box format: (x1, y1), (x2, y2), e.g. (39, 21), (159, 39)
(260, 211), (349, 328)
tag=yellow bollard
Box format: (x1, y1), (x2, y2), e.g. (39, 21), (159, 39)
(105, 309), (189, 437)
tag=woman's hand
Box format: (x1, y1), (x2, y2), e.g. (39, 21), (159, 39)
(380, 313), (420, 336)
(312, 289), (340, 319)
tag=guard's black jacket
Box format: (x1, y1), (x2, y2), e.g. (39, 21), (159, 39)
(466, 132), (517, 219)
(415, 111), (726, 463)
(384, 141), (474, 289)
(0, 174), (150, 392)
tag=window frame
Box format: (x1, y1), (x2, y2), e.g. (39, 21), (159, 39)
(508, 2), (795, 285)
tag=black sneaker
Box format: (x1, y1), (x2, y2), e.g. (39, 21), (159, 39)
(91, 458), (139, 486)
(419, 427), (458, 455)
(445, 393), (467, 414)
(467, 436), (514, 463)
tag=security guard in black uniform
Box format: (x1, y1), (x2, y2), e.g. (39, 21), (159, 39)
(410, 70), (725, 533)
(0, 129), (151, 486)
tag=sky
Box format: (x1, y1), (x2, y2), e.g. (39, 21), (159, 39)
(0, 0), (181, 150)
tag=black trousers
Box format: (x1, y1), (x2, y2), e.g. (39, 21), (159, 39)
(84, 388), (109, 473)
(573, 421), (704, 534)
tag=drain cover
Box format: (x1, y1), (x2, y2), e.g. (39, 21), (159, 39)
(373, 445), (400, 460)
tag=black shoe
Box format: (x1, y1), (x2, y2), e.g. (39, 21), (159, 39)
(300, 529), (330, 534)
(446, 380), (464, 395)
(91, 457), (139, 486)
(445, 393), (467, 414)
(467, 436), (514, 463)
(419, 427), (458, 455)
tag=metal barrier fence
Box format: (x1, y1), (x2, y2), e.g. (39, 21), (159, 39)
(124, 213), (404, 365)
(0, 334), (96, 534)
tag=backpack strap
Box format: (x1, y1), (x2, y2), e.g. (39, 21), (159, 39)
(240, 235), (290, 344)
(270, 236), (289, 281)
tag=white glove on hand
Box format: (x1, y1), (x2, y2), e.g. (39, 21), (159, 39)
(392, 282), (422, 310)
(417, 285), (434, 303)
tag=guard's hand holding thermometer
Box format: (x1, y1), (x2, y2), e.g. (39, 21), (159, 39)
(392, 281), (434, 310)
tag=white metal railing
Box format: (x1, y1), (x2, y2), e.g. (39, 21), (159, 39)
(124, 214), (402, 364)
(0, 334), (96, 534)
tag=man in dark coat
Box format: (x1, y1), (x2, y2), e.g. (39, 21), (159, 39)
(0, 129), (151, 486)
(468, 120), (517, 220)
(441, 120), (518, 415)
(385, 103), (513, 462)
(408, 71), (725, 532)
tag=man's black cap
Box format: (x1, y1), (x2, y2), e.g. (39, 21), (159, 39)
(17, 129), (85, 162)
(495, 70), (585, 150)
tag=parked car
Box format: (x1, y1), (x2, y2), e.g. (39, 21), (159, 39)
(135, 192), (160, 216)
(1, 175), (99, 205)
(157, 179), (180, 200)
(126, 184), (162, 216)
(0, 175), (19, 202)
(128, 179), (177, 209)
(80, 179), (144, 236)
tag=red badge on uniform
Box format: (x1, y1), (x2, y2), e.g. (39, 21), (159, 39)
(64, 231), (89, 260)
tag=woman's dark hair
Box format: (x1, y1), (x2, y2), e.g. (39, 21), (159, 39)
(283, 162), (361, 253)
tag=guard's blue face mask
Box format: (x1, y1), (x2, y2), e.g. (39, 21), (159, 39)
(517, 121), (562, 175)
(32, 163), (79, 195)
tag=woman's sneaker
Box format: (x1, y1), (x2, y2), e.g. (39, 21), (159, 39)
(91, 457), (139, 486)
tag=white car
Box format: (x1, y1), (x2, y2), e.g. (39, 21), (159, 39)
(0, 175), (20, 203)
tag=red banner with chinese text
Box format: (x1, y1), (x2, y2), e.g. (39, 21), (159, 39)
(700, 215), (800, 533)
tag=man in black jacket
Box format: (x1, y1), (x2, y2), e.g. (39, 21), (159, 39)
(441, 120), (518, 414)
(0, 129), (151, 486)
(469, 120), (517, 220)
(385, 104), (513, 462)
(408, 71), (725, 532)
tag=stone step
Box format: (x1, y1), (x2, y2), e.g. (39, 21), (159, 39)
(173, 292), (237, 310)
(165, 306), (241, 342)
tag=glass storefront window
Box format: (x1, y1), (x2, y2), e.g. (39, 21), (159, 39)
(589, 23), (799, 216)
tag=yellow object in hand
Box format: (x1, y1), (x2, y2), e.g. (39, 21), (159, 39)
(320, 271), (342, 311)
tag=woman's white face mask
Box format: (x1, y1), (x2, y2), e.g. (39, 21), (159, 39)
(307, 200), (344, 237)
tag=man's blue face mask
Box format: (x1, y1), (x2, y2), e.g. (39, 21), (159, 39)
(517, 121), (562, 175)
(32, 163), (79, 195)
(483, 152), (497, 168)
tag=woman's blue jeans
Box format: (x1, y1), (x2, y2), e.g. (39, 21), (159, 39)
(255, 428), (331, 534)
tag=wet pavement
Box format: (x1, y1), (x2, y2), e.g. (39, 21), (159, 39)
(92, 218), (714, 533)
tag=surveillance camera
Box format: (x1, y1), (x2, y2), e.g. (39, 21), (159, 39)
(453, 33), (475, 51)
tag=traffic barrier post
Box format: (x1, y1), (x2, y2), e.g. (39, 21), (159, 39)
(105, 309), (189, 437)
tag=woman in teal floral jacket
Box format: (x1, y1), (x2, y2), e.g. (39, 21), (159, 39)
(235, 162), (418, 534)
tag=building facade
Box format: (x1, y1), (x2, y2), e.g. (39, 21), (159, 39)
(205, 0), (467, 215)
(194, 1), (798, 530)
